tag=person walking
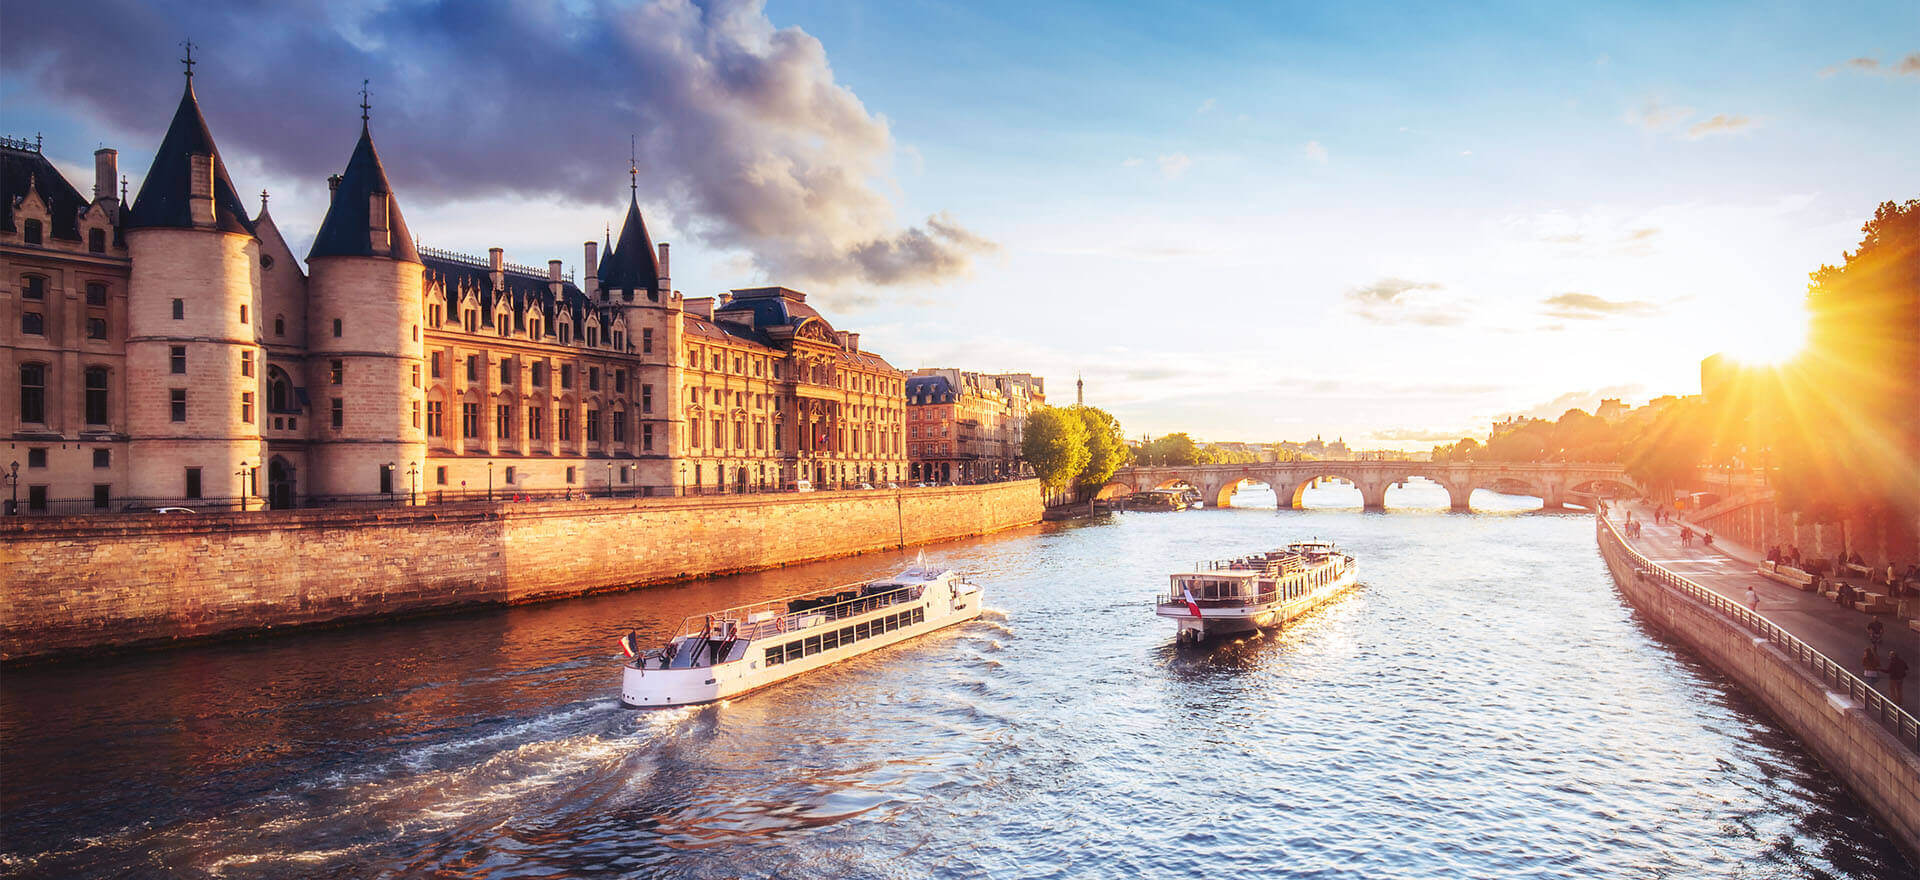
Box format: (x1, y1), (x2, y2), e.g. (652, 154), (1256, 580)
(1862, 644), (1883, 686)
(1887, 651), (1909, 703)
(1745, 586), (1759, 612)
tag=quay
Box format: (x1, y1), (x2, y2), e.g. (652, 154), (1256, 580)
(0, 480), (1041, 662)
(1597, 506), (1920, 859)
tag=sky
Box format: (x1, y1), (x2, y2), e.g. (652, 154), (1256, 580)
(6, 0), (1917, 448)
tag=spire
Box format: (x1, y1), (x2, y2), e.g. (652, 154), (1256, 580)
(307, 104), (418, 263)
(180, 40), (196, 82)
(629, 135), (638, 198)
(125, 62), (255, 235)
(359, 79), (370, 125)
(596, 187), (658, 294)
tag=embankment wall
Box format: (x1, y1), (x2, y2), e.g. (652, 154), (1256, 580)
(0, 481), (1042, 661)
(1597, 519), (1920, 861)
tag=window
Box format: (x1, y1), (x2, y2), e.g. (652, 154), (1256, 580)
(532, 362), (546, 387)
(641, 384), (653, 413)
(587, 326), (598, 347)
(380, 465), (394, 495)
(735, 421), (744, 447)
(560, 365), (574, 389)
(559, 323), (570, 344)
(241, 350), (254, 377)
(466, 355), (479, 382)
(463, 309), (478, 333)
(436, 465), (448, 486)
(89, 228), (106, 253)
(239, 304), (248, 324)
(557, 408), (572, 441)
(586, 409), (602, 443)
(87, 317), (107, 339)
(170, 388), (187, 422)
(426, 401), (444, 437)
(615, 370), (627, 394)
(94, 448), (110, 468)
(23, 220), (42, 245)
(85, 368), (110, 424)
(411, 363), (421, 388)
(332, 318), (343, 338)
(329, 359), (343, 385)
(712, 418), (722, 449)
(504, 466), (516, 484)
(22, 276), (45, 300)
(172, 298), (184, 320)
(331, 398), (344, 429)
(588, 367), (601, 391)
(566, 466), (576, 483)
(184, 467), (202, 499)
(497, 315), (509, 337)
(411, 400), (421, 429)
(689, 418), (701, 447)
(612, 330), (624, 351)
(86, 282), (106, 305)
(170, 346), (187, 374)
(94, 484), (110, 510)
(275, 315), (285, 336)
(528, 406), (544, 440)
(27, 448), (46, 468)
(612, 411), (626, 443)
(462, 402), (480, 438)
(501, 359), (515, 385)
(643, 423), (655, 452)
(642, 328), (653, 354)
(755, 422), (765, 450)
(21, 312), (43, 335)
(429, 304), (442, 327)
(241, 392), (254, 424)
(431, 351), (443, 378)
(497, 404), (513, 440)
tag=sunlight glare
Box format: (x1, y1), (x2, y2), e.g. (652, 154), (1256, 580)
(1716, 296), (1808, 366)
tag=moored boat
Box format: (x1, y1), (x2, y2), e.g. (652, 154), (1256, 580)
(1155, 540), (1357, 643)
(619, 560), (984, 708)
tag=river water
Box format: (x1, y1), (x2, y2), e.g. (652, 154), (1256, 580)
(3, 481), (1915, 879)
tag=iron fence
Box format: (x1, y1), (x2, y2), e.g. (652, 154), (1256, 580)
(1597, 515), (1919, 751)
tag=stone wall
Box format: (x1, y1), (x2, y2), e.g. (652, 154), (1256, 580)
(0, 480), (1041, 661)
(1597, 520), (1920, 861)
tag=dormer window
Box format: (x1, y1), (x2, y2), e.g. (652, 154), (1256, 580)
(22, 220), (41, 245)
(559, 323), (570, 344)
(89, 229), (106, 253)
(587, 326), (599, 347)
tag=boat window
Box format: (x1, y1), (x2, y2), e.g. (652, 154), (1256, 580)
(822, 630), (840, 650)
(911, 607), (924, 624)
(840, 626), (855, 643)
(856, 621), (870, 639)
(785, 642), (804, 662)
(884, 614), (898, 632)
(805, 635), (823, 655)
(765, 647), (784, 667)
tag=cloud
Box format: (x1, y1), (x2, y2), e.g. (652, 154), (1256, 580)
(1541, 292), (1662, 319)
(1505, 385), (1647, 421)
(1344, 278), (1463, 326)
(1685, 113), (1753, 139)
(1904, 53), (1920, 75)
(1196, 98), (1216, 114)
(1625, 97), (1695, 130)
(1302, 140), (1328, 163)
(1120, 157), (1144, 168)
(1822, 53), (1920, 76)
(6, 0), (991, 294)
(1157, 153), (1193, 179)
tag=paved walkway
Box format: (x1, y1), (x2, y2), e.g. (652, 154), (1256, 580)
(1608, 503), (1919, 716)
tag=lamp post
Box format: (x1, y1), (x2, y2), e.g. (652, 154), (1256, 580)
(606, 461), (614, 498)
(679, 462), (687, 496)
(407, 462), (419, 505)
(236, 461), (250, 512)
(384, 461), (396, 502)
(5, 460), (19, 515)
(486, 460), (493, 502)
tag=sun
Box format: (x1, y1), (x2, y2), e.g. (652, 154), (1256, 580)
(1716, 297), (1808, 366)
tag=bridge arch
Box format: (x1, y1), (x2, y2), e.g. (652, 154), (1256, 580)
(1095, 481), (1134, 501)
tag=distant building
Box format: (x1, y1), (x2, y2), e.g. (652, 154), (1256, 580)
(1594, 397), (1629, 424)
(904, 369), (1042, 482)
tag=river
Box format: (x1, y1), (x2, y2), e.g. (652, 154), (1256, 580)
(2, 481), (1914, 879)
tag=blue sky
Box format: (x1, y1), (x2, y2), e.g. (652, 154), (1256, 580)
(7, 0), (1916, 447)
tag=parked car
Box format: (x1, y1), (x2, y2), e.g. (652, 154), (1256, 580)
(793, 480), (814, 493)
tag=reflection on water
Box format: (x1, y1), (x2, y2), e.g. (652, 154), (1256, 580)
(2, 483), (1913, 879)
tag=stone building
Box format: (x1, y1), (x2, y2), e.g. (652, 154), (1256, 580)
(905, 369), (1043, 483)
(1, 63), (904, 512)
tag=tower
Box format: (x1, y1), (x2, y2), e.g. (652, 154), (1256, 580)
(1076, 373), (1083, 406)
(122, 54), (268, 504)
(597, 160), (683, 490)
(302, 88), (426, 499)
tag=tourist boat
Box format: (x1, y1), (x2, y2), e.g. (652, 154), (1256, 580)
(619, 558), (984, 708)
(1155, 540), (1357, 643)
(1127, 489), (1188, 511)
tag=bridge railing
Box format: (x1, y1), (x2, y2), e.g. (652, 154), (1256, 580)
(1597, 515), (1920, 752)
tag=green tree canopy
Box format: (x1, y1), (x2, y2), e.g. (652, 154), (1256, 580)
(1022, 406), (1091, 489)
(1071, 405), (1129, 490)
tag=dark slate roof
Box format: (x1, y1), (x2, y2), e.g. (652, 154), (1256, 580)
(308, 123), (419, 263)
(715, 287), (828, 332)
(907, 375), (957, 404)
(1, 141), (91, 240)
(684, 313), (775, 349)
(422, 253), (605, 339)
(126, 80), (255, 235)
(597, 196), (658, 293)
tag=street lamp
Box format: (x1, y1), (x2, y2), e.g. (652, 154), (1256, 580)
(5, 460), (19, 516)
(407, 462), (419, 505)
(679, 462), (687, 496)
(606, 461), (614, 498)
(236, 461), (250, 512)
(384, 461), (396, 502)
(486, 460), (493, 502)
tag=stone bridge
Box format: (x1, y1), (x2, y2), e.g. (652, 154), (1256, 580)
(1106, 460), (1641, 511)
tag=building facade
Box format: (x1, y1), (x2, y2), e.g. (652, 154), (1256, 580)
(904, 369), (1043, 483)
(2, 66), (904, 512)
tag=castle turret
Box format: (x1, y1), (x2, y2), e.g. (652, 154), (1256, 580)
(122, 62), (267, 505)
(598, 181), (683, 489)
(302, 100), (426, 500)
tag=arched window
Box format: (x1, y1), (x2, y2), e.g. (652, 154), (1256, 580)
(267, 366), (297, 413)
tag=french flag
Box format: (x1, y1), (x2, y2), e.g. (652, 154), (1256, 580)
(1182, 586), (1202, 618)
(619, 630), (640, 658)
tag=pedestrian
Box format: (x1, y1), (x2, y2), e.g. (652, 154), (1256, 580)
(1703, 532), (1714, 549)
(1862, 644), (1882, 685)
(1888, 651), (1909, 703)
(1867, 617), (1885, 647)
(1745, 586), (1759, 612)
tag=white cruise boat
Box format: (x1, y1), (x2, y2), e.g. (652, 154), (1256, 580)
(1155, 540), (1357, 643)
(620, 560), (984, 708)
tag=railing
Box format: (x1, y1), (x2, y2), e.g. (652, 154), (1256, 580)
(415, 245), (575, 283)
(1597, 515), (1919, 751)
(662, 581), (931, 643)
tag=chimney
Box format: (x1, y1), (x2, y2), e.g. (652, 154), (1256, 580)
(328, 174), (342, 195)
(548, 259), (563, 282)
(583, 241), (599, 298)
(657, 242), (671, 288)
(488, 247), (504, 289)
(845, 332), (860, 352)
(93, 148), (118, 205)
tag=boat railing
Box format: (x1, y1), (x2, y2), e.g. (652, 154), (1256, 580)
(664, 581), (932, 643)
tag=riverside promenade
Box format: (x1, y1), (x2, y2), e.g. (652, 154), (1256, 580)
(1609, 502), (1918, 715)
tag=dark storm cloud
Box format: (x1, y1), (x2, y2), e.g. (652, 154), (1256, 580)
(8, 0), (992, 291)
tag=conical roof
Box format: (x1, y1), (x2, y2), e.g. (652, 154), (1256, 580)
(596, 195), (658, 293)
(307, 123), (419, 263)
(126, 78), (255, 235)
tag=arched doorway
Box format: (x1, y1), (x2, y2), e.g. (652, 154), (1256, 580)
(268, 457), (296, 509)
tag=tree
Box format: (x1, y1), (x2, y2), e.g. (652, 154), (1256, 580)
(1621, 396), (1715, 498)
(1022, 406), (1090, 489)
(1142, 432), (1203, 466)
(1072, 406), (1129, 490)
